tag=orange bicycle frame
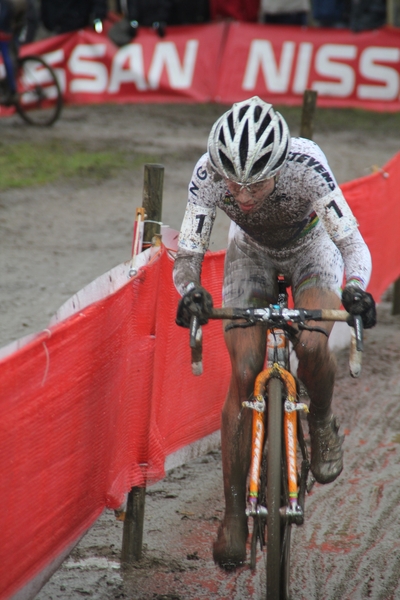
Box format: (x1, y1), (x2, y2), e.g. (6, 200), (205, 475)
(246, 327), (308, 510)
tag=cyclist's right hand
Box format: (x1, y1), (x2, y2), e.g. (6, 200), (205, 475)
(176, 284), (213, 328)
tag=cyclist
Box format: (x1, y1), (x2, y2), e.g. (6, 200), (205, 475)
(173, 96), (376, 570)
(0, 0), (37, 104)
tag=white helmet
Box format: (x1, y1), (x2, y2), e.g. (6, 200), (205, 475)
(207, 96), (290, 185)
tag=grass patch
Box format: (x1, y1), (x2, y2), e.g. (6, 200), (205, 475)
(0, 141), (158, 190)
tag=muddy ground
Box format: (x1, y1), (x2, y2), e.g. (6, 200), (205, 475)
(1, 103), (400, 600)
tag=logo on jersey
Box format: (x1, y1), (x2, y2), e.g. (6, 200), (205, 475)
(189, 165), (208, 198)
(223, 191), (234, 205)
(288, 152), (336, 191)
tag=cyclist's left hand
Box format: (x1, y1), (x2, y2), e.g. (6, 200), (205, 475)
(342, 285), (377, 329)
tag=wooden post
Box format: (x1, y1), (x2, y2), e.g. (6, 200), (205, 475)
(387, 0), (394, 25)
(392, 278), (400, 315)
(300, 90), (318, 140)
(121, 163), (165, 565)
(142, 163), (164, 246)
(121, 487), (146, 564)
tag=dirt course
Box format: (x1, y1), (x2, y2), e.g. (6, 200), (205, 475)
(1, 102), (400, 600)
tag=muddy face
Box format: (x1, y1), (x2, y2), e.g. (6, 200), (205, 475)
(224, 178), (276, 213)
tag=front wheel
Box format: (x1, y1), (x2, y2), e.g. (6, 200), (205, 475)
(16, 55), (63, 126)
(266, 377), (291, 600)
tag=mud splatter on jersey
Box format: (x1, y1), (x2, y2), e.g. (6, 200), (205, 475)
(174, 138), (370, 296)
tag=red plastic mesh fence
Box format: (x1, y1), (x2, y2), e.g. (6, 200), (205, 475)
(1, 153), (399, 599)
(341, 152), (400, 301)
(0, 249), (229, 600)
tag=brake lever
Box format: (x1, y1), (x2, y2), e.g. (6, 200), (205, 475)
(190, 315), (203, 376)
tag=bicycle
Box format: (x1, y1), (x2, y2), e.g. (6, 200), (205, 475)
(188, 276), (364, 599)
(0, 53), (62, 126)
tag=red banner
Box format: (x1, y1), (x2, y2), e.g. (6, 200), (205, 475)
(22, 23), (226, 106)
(216, 23), (400, 110)
(2, 21), (399, 113)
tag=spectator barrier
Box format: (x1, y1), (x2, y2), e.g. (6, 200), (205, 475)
(1, 21), (400, 114)
(1, 151), (400, 599)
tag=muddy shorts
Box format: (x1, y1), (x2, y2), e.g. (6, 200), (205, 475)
(222, 223), (344, 308)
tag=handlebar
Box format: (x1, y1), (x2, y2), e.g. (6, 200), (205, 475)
(189, 307), (363, 379)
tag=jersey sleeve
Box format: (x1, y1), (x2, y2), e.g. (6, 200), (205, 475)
(312, 185), (371, 290)
(298, 139), (371, 289)
(177, 154), (217, 254)
(335, 228), (372, 291)
(313, 187), (359, 243)
(174, 154), (218, 295)
(177, 202), (216, 254)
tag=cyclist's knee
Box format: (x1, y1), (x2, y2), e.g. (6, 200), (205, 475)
(295, 332), (330, 371)
(230, 357), (260, 397)
(224, 327), (265, 396)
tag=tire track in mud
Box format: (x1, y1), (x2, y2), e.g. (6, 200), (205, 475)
(290, 303), (400, 600)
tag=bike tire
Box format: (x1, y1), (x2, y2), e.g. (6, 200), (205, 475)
(16, 55), (63, 126)
(250, 517), (258, 571)
(280, 434), (292, 600)
(266, 377), (284, 600)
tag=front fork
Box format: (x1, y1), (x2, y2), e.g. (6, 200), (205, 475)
(244, 363), (309, 523)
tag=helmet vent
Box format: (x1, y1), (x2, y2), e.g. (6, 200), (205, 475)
(227, 112), (235, 140)
(219, 150), (235, 176)
(260, 126), (275, 147)
(250, 152), (272, 178)
(256, 114), (272, 142)
(239, 105), (250, 121)
(240, 121), (249, 170)
(274, 139), (289, 170)
(254, 105), (262, 122)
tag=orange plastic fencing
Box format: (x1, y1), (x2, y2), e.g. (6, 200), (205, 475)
(1, 153), (399, 599)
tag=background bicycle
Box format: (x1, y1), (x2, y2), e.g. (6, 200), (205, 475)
(0, 52), (63, 125)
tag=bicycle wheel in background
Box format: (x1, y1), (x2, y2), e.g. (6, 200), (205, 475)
(16, 55), (63, 126)
(266, 377), (291, 600)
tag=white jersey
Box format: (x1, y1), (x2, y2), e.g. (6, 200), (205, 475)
(174, 138), (371, 296)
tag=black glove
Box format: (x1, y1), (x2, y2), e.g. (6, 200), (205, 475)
(152, 21), (166, 37)
(342, 285), (377, 329)
(176, 285), (213, 328)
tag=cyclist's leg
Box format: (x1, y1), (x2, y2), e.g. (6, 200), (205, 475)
(292, 234), (344, 484)
(213, 226), (275, 569)
(294, 286), (340, 418)
(213, 324), (265, 569)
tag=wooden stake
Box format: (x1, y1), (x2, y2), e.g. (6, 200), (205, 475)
(142, 163), (164, 246)
(121, 487), (146, 564)
(392, 278), (400, 315)
(300, 90), (318, 140)
(121, 162), (165, 565)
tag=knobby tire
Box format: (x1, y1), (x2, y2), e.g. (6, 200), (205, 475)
(16, 55), (63, 126)
(265, 376), (292, 600)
